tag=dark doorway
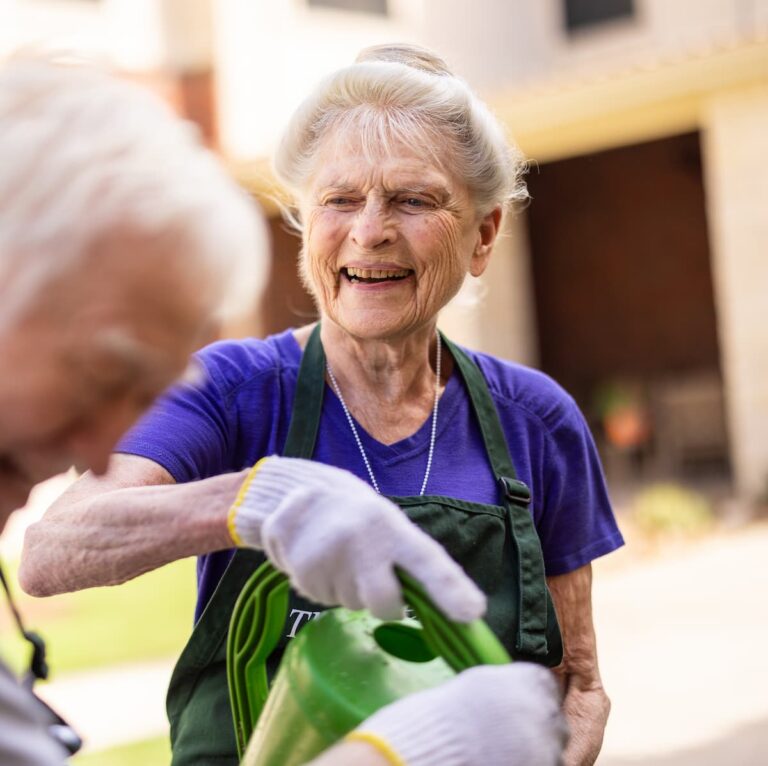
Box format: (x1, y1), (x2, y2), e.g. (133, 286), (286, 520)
(526, 132), (729, 481)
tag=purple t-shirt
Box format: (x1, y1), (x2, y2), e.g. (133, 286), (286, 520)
(118, 329), (623, 621)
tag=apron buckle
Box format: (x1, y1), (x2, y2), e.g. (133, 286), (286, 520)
(499, 476), (532, 506)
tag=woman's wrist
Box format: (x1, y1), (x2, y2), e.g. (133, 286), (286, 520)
(171, 467), (252, 551)
(345, 732), (406, 766)
(306, 739), (396, 766)
(227, 458), (270, 546)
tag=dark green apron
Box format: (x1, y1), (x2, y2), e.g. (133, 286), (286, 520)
(166, 327), (562, 765)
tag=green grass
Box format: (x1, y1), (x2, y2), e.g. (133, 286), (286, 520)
(0, 557), (196, 676)
(72, 735), (171, 766)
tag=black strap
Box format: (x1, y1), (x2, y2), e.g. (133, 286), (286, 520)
(439, 335), (550, 657)
(440, 334), (519, 483)
(0, 560), (48, 686)
(283, 324), (326, 459)
(0, 559), (83, 755)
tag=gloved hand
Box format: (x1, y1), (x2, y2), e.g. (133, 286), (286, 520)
(347, 663), (567, 766)
(228, 456), (486, 622)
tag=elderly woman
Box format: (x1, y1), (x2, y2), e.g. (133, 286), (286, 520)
(21, 45), (622, 765)
(6, 53), (483, 766)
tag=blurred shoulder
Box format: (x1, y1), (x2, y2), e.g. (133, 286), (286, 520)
(193, 328), (302, 394)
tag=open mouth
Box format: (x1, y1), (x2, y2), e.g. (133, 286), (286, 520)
(341, 267), (413, 284)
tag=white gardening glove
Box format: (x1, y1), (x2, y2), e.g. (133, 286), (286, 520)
(347, 663), (567, 766)
(228, 456), (486, 622)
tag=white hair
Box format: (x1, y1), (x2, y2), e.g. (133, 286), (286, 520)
(0, 56), (268, 331)
(274, 43), (527, 222)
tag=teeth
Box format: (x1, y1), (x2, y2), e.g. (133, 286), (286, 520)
(345, 267), (410, 279)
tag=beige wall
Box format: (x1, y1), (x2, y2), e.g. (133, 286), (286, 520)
(0, 0), (105, 58)
(419, 0), (768, 92)
(213, 0), (424, 159)
(439, 212), (539, 366)
(702, 85), (768, 498)
(159, 0), (214, 71)
(215, 0), (768, 158)
(0, 0), (213, 71)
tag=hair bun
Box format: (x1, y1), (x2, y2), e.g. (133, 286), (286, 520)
(355, 43), (452, 76)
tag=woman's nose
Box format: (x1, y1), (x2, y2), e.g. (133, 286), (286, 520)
(350, 200), (395, 250)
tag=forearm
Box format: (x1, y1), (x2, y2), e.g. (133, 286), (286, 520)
(548, 565), (609, 766)
(19, 470), (245, 595)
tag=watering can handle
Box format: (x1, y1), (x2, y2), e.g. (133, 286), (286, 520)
(394, 567), (510, 670)
(227, 562), (510, 757)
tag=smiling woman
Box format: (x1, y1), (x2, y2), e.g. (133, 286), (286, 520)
(296, 130), (492, 344)
(20, 44), (624, 766)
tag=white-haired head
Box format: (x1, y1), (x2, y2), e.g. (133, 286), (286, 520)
(0, 55), (268, 332)
(274, 43), (527, 223)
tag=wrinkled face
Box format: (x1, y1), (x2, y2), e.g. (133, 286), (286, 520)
(299, 129), (496, 340)
(0, 232), (213, 525)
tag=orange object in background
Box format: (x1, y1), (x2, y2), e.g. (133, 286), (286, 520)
(603, 406), (651, 450)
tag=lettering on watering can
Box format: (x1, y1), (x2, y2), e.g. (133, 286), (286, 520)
(286, 608), (322, 638)
(285, 606), (419, 641)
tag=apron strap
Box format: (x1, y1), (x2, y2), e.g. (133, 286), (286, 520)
(167, 549), (264, 725)
(283, 324), (326, 459)
(500, 487), (550, 657)
(281, 325), (550, 659)
(441, 334), (518, 481)
(442, 334), (550, 658)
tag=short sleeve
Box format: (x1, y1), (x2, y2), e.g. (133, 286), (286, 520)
(535, 396), (624, 576)
(116, 348), (237, 483)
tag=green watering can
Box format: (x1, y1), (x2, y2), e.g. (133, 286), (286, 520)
(227, 561), (511, 766)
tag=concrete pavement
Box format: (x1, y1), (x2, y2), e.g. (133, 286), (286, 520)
(35, 659), (174, 755)
(595, 522), (768, 764)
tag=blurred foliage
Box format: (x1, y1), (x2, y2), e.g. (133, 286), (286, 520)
(0, 557), (196, 676)
(592, 379), (644, 419)
(72, 735), (170, 766)
(631, 482), (714, 537)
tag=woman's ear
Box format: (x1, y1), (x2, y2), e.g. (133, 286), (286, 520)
(470, 206), (502, 277)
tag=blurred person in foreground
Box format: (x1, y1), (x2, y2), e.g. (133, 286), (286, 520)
(1, 58), (563, 765)
(0, 54), (266, 764)
(19, 43), (620, 766)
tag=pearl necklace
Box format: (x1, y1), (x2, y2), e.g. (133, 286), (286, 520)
(326, 330), (442, 496)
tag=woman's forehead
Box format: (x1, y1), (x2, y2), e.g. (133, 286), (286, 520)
(310, 129), (458, 193)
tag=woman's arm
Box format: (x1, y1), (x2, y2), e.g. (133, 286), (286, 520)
(19, 454), (486, 625)
(547, 564), (610, 766)
(19, 454), (242, 595)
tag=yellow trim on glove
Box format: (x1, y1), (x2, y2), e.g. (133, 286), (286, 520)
(344, 732), (407, 766)
(227, 457), (269, 547)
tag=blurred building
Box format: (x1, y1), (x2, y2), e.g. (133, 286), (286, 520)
(2, 0), (767, 501)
